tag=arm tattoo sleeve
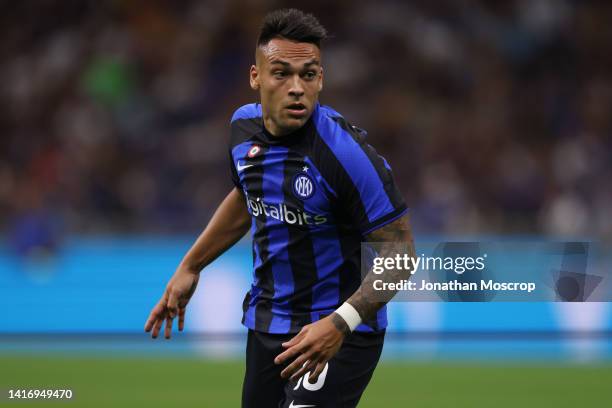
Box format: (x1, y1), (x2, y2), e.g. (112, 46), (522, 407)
(346, 214), (416, 322)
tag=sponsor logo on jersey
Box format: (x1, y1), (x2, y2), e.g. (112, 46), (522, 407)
(244, 193), (327, 226)
(236, 161), (254, 172)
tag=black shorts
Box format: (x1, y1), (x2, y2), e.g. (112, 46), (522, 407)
(242, 328), (385, 408)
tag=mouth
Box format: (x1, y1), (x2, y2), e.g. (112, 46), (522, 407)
(285, 102), (307, 117)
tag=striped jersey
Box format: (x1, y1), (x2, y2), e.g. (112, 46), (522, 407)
(229, 102), (407, 334)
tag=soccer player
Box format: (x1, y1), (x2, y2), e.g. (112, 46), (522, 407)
(145, 9), (415, 408)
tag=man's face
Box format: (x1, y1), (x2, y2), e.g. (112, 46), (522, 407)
(251, 38), (323, 136)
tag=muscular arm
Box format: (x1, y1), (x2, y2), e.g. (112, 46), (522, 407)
(331, 213), (416, 334)
(179, 187), (251, 273)
(275, 213), (415, 382)
(145, 187), (251, 339)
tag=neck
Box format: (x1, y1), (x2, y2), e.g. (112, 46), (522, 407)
(263, 116), (290, 137)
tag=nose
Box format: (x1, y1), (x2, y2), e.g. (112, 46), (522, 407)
(288, 74), (304, 98)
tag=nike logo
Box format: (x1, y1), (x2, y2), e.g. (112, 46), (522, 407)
(236, 161), (254, 172)
(288, 401), (315, 408)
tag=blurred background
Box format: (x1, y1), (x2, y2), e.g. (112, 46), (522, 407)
(1, 0), (611, 407)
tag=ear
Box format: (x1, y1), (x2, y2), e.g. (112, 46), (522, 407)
(318, 66), (324, 92)
(250, 65), (260, 90)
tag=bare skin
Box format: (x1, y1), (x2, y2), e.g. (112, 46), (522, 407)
(144, 188), (250, 339)
(250, 38), (323, 136)
(145, 38), (324, 341)
(274, 213), (415, 384)
(145, 38), (415, 389)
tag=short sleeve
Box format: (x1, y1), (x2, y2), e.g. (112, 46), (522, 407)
(313, 113), (407, 235)
(339, 141), (406, 234)
(229, 148), (241, 188)
(228, 103), (262, 190)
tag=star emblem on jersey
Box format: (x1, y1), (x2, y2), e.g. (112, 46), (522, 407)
(292, 172), (315, 200)
(247, 145), (261, 158)
(288, 401), (315, 408)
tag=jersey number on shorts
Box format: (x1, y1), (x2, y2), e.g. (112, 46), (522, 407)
(293, 363), (329, 392)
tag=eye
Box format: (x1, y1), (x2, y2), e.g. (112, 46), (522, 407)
(273, 71), (286, 79)
(304, 71), (317, 80)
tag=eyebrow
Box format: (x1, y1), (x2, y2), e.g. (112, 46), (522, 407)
(269, 59), (320, 67)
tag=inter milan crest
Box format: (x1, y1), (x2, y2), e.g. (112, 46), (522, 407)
(247, 145), (261, 158)
(292, 172), (315, 200)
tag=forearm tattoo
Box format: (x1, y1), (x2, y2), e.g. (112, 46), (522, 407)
(330, 312), (351, 336)
(347, 214), (416, 322)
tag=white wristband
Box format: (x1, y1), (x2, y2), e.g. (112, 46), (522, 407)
(334, 302), (362, 332)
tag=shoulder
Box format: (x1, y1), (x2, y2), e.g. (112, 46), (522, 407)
(313, 104), (369, 157)
(230, 103), (262, 124)
(229, 103), (263, 149)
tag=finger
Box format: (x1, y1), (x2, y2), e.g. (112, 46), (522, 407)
(307, 361), (327, 384)
(166, 290), (179, 318)
(289, 359), (316, 383)
(164, 315), (174, 339)
(144, 302), (164, 332)
(178, 308), (186, 331)
(281, 329), (306, 348)
(151, 312), (165, 339)
(280, 352), (312, 379)
(145, 316), (158, 334)
(144, 316), (155, 333)
(275, 342), (306, 365)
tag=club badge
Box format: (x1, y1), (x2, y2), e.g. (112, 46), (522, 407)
(292, 172), (315, 200)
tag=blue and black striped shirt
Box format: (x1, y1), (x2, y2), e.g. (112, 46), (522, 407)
(229, 102), (407, 334)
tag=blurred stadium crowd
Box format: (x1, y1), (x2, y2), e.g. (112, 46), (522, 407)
(1, 0), (611, 253)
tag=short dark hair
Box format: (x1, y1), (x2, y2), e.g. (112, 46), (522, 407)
(257, 9), (328, 48)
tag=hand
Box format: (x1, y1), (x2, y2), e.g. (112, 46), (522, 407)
(144, 266), (200, 339)
(274, 315), (347, 383)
